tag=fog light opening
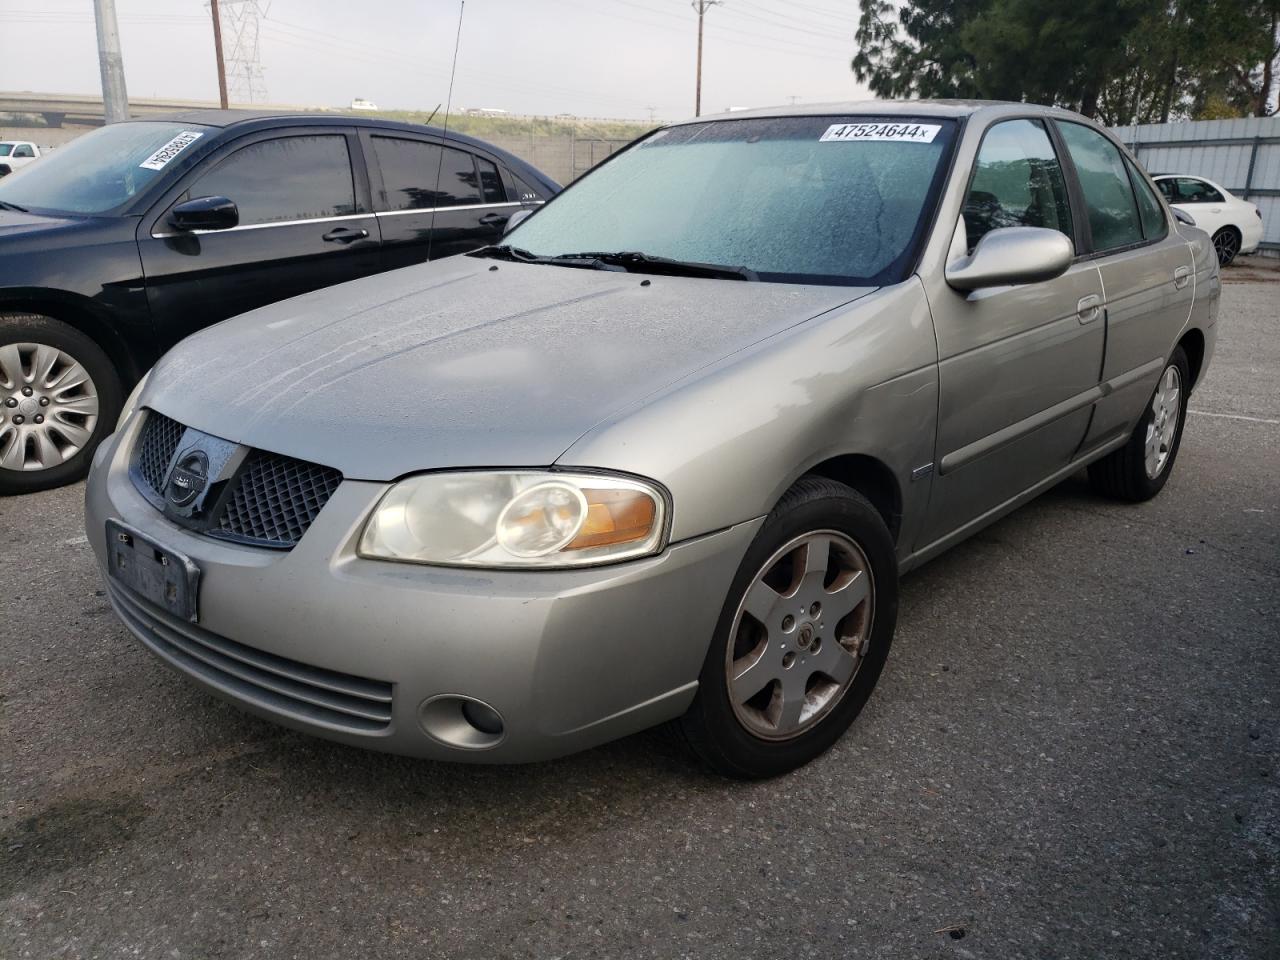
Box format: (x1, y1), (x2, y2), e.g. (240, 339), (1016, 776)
(461, 699), (504, 736)
(418, 695), (506, 750)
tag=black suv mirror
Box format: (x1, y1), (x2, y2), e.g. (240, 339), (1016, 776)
(170, 196), (239, 232)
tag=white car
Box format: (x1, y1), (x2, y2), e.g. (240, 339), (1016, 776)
(0, 141), (41, 177)
(1153, 174), (1263, 265)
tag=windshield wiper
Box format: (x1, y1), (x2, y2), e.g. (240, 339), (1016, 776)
(553, 251), (757, 281)
(468, 244), (625, 272)
(0, 199), (29, 213)
(468, 243), (546, 263)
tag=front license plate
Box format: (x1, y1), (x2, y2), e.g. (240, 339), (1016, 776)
(106, 520), (201, 622)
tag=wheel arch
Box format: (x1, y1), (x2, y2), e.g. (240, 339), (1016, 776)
(802, 453), (904, 545)
(1178, 327), (1206, 390)
(0, 289), (145, 389)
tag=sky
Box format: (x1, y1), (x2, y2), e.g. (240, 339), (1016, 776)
(0, 0), (875, 122)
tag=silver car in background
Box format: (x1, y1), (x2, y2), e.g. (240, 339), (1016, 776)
(85, 101), (1218, 778)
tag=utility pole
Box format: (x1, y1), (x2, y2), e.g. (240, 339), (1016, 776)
(646, 105), (658, 124)
(211, 0), (229, 109)
(692, 0), (721, 117)
(92, 0), (129, 123)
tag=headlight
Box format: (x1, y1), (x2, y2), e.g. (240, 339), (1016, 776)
(358, 471), (668, 568)
(116, 370), (152, 430)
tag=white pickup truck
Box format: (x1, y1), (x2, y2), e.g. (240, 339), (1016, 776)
(0, 140), (42, 176)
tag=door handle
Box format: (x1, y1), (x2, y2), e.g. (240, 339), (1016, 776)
(1173, 266), (1191, 290)
(1077, 294), (1102, 323)
(478, 213), (510, 227)
(322, 226), (369, 244)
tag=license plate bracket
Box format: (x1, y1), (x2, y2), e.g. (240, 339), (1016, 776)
(106, 520), (201, 622)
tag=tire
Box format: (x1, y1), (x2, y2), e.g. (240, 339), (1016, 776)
(1088, 345), (1190, 503)
(1212, 227), (1241, 267)
(674, 476), (899, 779)
(0, 313), (122, 496)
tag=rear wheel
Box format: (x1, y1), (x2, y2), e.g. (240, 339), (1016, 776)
(1087, 346), (1189, 502)
(675, 476), (898, 779)
(1212, 227), (1241, 266)
(0, 313), (122, 496)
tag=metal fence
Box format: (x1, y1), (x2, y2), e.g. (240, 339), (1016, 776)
(1112, 116), (1280, 254)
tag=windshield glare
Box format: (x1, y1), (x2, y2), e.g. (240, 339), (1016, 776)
(507, 116), (957, 285)
(0, 121), (213, 214)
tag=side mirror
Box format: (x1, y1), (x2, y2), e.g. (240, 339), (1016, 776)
(170, 195), (239, 232)
(503, 208), (534, 235)
(945, 226), (1074, 292)
(1172, 207), (1196, 227)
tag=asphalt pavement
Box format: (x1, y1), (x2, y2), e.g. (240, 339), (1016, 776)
(2, 264), (1277, 959)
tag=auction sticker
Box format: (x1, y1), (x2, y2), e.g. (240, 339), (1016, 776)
(139, 131), (204, 171)
(820, 122), (941, 144)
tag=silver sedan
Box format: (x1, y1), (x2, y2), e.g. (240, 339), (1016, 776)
(85, 101), (1218, 778)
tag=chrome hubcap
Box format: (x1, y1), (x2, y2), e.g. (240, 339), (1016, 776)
(1144, 364), (1181, 480)
(0, 342), (99, 472)
(725, 530), (874, 741)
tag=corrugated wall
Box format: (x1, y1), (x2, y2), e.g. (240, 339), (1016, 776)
(1112, 116), (1280, 254)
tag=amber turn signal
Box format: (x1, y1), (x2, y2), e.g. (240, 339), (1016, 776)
(567, 488), (658, 550)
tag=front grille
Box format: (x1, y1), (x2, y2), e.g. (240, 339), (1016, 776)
(108, 579), (393, 733)
(134, 410), (185, 500)
(130, 410), (342, 549)
(214, 451), (343, 547)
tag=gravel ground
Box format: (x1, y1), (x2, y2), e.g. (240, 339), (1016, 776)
(2, 268), (1277, 959)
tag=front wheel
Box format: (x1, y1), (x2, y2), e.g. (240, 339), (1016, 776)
(0, 313), (122, 496)
(675, 476), (898, 779)
(1088, 346), (1190, 502)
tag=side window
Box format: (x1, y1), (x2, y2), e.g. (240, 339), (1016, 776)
(1125, 158), (1167, 241)
(511, 172), (544, 203)
(192, 135), (355, 225)
(14, 144), (35, 158)
(476, 157), (505, 203)
(1057, 121), (1144, 252)
(963, 119), (1072, 250)
(1156, 179), (1176, 202)
(1176, 178), (1224, 203)
(370, 137), (481, 210)
(436, 147), (481, 206)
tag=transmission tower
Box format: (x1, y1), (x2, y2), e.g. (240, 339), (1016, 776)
(218, 0), (269, 104)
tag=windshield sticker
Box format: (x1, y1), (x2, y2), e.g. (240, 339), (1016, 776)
(820, 122), (941, 144)
(139, 131), (204, 171)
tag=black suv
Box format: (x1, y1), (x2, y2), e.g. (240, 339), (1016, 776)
(0, 111), (559, 494)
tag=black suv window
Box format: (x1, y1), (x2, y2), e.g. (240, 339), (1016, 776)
(371, 137), (484, 210)
(1175, 177), (1225, 203)
(477, 157), (505, 204)
(1057, 121), (1144, 252)
(193, 135), (355, 226)
(963, 119), (1072, 250)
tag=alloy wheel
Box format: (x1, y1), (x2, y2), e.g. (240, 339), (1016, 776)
(0, 341), (100, 472)
(1144, 364), (1181, 480)
(725, 530), (874, 741)
(1214, 229), (1239, 265)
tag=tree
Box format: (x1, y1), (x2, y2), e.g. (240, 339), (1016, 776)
(852, 0), (1280, 122)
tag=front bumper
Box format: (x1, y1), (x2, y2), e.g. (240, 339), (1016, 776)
(86, 417), (761, 762)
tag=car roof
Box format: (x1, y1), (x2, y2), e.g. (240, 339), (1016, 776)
(675, 99), (1091, 125)
(131, 110), (561, 193)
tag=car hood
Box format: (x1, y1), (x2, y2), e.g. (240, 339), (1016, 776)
(144, 257), (874, 480)
(0, 207), (84, 239)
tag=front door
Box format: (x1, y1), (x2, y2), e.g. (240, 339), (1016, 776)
(138, 131), (381, 351)
(921, 117), (1105, 549)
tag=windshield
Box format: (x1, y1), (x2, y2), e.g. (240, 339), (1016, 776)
(505, 116), (957, 285)
(0, 121), (213, 214)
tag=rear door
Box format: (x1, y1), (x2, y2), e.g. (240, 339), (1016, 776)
(364, 132), (522, 271)
(921, 117), (1105, 548)
(138, 129), (381, 350)
(1054, 122), (1195, 449)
